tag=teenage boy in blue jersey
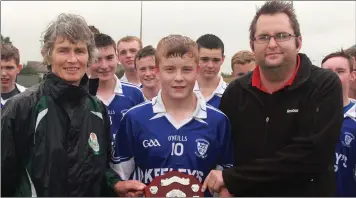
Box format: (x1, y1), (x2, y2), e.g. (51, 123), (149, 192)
(89, 33), (144, 145)
(194, 34), (228, 108)
(322, 50), (356, 197)
(135, 45), (161, 101)
(111, 34), (234, 197)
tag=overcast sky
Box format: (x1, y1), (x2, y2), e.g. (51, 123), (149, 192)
(1, 1), (355, 73)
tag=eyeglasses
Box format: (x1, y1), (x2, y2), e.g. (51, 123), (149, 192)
(253, 33), (297, 44)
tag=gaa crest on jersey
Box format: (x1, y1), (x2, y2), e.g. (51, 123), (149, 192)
(89, 132), (100, 154)
(195, 139), (209, 158)
(342, 132), (354, 147)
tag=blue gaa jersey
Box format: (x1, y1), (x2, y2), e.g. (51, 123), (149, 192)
(193, 76), (227, 108)
(97, 75), (144, 145)
(111, 91), (234, 196)
(335, 100), (356, 197)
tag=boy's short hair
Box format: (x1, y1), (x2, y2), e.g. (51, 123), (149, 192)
(196, 34), (224, 55)
(1, 43), (20, 65)
(322, 49), (354, 72)
(135, 45), (156, 68)
(94, 33), (116, 52)
(117, 36), (143, 49)
(155, 34), (199, 66)
(231, 50), (255, 70)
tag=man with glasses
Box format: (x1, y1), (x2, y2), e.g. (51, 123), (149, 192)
(1, 43), (26, 107)
(202, 1), (343, 196)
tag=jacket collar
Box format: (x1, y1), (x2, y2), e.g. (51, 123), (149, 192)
(43, 71), (89, 102)
(239, 53), (312, 91)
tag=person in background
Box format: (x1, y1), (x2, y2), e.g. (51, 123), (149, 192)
(345, 47), (356, 99)
(1, 43), (26, 107)
(135, 45), (161, 101)
(89, 33), (144, 145)
(321, 50), (356, 197)
(202, 1), (343, 196)
(118, 36), (142, 87)
(231, 50), (256, 79)
(194, 34), (227, 108)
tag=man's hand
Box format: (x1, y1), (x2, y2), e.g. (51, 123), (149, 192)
(201, 170), (225, 195)
(219, 187), (232, 197)
(113, 180), (146, 197)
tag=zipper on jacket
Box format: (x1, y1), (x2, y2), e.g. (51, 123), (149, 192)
(263, 116), (269, 148)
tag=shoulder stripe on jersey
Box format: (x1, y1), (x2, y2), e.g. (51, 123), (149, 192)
(121, 82), (144, 93)
(120, 101), (151, 121)
(206, 105), (229, 120)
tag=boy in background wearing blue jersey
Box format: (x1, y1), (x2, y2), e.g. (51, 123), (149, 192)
(135, 45), (161, 101)
(322, 50), (356, 196)
(111, 34), (234, 197)
(89, 33), (145, 145)
(194, 34), (228, 108)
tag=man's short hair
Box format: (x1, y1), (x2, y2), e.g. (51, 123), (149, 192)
(1, 43), (20, 65)
(249, 1), (300, 47)
(94, 33), (116, 52)
(322, 49), (354, 72)
(117, 36), (143, 49)
(196, 34), (224, 55)
(155, 34), (199, 66)
(89, 25), (100, 34)
(135, 45), (156, 68)
(231, 50), (255, 70)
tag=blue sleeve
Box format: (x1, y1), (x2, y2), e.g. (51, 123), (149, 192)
(136, 89), (145, 104)
(217, 116), (234, 169)
(110, 111), (136, 180)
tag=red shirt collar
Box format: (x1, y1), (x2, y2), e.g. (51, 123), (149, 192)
(252, 55), (301, 93)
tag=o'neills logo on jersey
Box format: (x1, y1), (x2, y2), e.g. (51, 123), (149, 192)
(89, 132), (100, 155)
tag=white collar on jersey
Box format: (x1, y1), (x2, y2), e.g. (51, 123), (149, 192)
(345, 98), (356, 120)
(1, 83), (26, 105)
(193, 76), (227, 101)
(113, 75), (123, 95)
(95, 75), (123, 106)
(152, 90), (207, 120)
(120, 73), (142, 87)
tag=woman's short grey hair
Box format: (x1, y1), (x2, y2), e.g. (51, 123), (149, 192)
(41, 13), (97, 67)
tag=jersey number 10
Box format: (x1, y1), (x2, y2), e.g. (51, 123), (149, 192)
(171, 142), (184, 156)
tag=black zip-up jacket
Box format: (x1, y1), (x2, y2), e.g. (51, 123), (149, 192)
(220, 53), (343, 196)
(1, 73), (119, 196)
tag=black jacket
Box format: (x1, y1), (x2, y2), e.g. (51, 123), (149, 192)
(1, 73), (118, 196)
(220, 53), (343, 196)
